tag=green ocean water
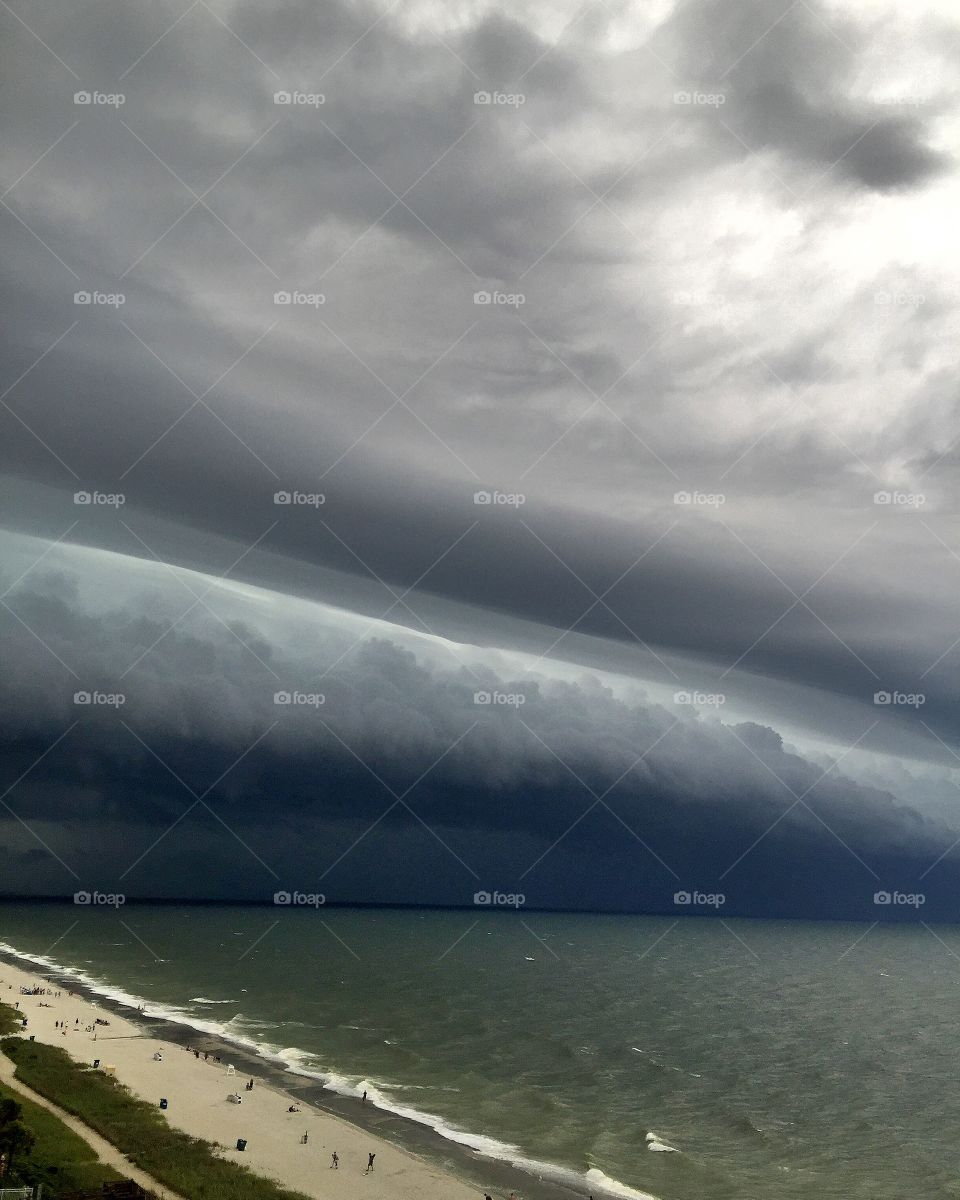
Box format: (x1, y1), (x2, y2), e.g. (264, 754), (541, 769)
(1, 903), (957, 1199)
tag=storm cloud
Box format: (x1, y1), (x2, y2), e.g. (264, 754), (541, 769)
(2, 0), (960, 917)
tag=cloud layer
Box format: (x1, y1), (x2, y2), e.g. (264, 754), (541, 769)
(2, 0), (960, 915)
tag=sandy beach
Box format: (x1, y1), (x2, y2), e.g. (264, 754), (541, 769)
(0, 958), (483, 1200)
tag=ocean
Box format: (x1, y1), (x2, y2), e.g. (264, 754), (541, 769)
(0, 903), (956, 1199)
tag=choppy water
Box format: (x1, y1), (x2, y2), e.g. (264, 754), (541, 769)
(1, 903), (958, 1199)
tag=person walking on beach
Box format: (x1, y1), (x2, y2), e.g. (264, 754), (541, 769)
(364, 1152), (376, 1174)
(331, 1151), (339, 1169)
(301, 1131), (309, 1145)
(362, 1090), (367, 1103)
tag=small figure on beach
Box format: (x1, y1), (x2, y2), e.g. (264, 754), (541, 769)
(364, 1152), (376, 1174)
(362, 1090), (367, 1103)
(301, 1131), (309, 1145)
(246, 1078), (254, 1091)
(331, 1151), (339, 1169)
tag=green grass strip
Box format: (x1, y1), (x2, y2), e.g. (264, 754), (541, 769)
(2, 1010), (311, 1200)
(0, 1074), (123, 1194)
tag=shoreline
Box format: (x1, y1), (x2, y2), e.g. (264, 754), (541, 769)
(0, 942), (647, 1200)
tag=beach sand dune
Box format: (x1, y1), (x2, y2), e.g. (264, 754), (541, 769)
(0, 1045), (188, 1200)
(1, 960), (481, 1200)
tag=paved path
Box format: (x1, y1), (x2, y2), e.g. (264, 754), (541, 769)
(0, 1049), (188, 1200)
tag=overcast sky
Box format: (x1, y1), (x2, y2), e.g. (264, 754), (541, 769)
(2, 0), (960, 917)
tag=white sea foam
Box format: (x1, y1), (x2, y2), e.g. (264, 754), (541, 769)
(0, 940), (662, 1200)
(0, 940), (278, 1057)
(271, 1050), (662, 1196)
(644, 1132), (678, 1154)
(584, 1168), (661, 1198)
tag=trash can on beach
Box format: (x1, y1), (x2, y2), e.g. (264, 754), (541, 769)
(236, 1138), (247, 1152)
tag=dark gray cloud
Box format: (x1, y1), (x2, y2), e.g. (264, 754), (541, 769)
(662, 0), (947, 189)
(1, 562), (958, 918)
(2, 0), (960, 916)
